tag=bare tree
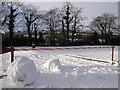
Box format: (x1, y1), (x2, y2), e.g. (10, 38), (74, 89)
(89, 13), (118, 44)
(62, 2), (73, 45)
(43, 8), (61, 45)
(2, 2), (22, 46)
(71, 7), (84, 43)
(22, 5), (40, 46)
(59, 16), (66, 45)
(32, 22), (38, 45)
(61, 2), (85, 45)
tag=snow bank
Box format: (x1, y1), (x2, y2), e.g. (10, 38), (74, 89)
(7, 56), (39, 86)
(43, 59), (61, 72)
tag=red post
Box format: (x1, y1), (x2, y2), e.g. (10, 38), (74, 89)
(11, 46), (14, 63)
(111, 46), (114, 64)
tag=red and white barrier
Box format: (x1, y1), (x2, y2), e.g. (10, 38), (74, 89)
(2, 46), (115, 64)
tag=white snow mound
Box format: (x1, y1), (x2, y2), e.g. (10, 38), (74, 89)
(43, 58), (61, 72)
(7, 56), (39, 86)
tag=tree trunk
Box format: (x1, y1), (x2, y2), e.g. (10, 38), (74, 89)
(9, 16), (14, 46)
(72, 16), (77, 44)
(66, 10), (70, 45)
(27, 25), (32, 46)
(61, 18), (66, 45)
(34, 29), (37, 45)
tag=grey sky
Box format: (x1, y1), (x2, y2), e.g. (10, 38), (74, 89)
(19, 0), (119, 2)
(22, 2), (118, 25)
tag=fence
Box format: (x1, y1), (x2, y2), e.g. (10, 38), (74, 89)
(2, 46), (115, 64)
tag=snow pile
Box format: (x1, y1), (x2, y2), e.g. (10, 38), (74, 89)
(1, 46), (118, 88)
(7, 56), (39, 86)
(43, 59), (61, 72)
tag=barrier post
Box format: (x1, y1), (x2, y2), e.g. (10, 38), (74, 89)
(111, 46), (114, 64)
(11, 46), (14, 63)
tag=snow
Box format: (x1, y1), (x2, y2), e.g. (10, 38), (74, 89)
(0, 46), (119, 88)
(7, 56), (39, 87)
(42, 58), (61, 72)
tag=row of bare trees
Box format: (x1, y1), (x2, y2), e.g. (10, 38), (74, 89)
(1, 2), (119, 46)
(89, 13), (118, 44)
(1, 2), (41, 46)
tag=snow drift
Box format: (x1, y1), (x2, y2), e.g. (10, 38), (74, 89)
(43, 58), (61, 72)
(1, 46), (118, 88)
(7, 56), (39, 86)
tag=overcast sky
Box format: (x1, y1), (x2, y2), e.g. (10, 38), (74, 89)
(20, 2), (118, 25)
(19, 0), (119, 2)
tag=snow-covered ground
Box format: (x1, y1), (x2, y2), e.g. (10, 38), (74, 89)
(0, 46), (119, 88)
